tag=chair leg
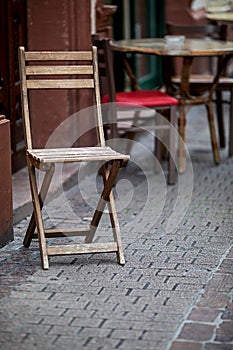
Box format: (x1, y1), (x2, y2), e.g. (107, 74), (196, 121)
(124, 110), (140, 154)
(206, 102), (220, 165)
(154, 110), (176, 184)
(101, 165), (125, 265)
(86, 160), (121, 244)
(154, 110), (163, 162)
(153, 130), (161, 177)
(28, 164), (49, 269)
(168, 106), (176, 185)
(229, 88), (233, 157)
(216, 89), (226, 148)
(23, 163), (55, 248)
(125, 131), (136, 155)
(106, 191), (125, 265)
(155, 136), (162, 163)
(178, 104), (186, 173)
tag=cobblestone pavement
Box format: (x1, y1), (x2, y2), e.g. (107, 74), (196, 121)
(0, 107), (233, 350)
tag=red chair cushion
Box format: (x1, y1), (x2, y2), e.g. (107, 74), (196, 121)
(102, 90), (179, 107)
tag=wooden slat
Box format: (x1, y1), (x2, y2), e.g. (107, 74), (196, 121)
(26, 79), (94, 89)
(30, 155), (127, 164)
(33, 227), (90, 238)
(28, 147), (127, 158)
(25, 51), (93, 61)
(29, 146), (117, 155)
(45, 228), (90, 235)
(26, 65), (93, 75)
(47, 242), (118, 255)
(27, 147), (129, 164)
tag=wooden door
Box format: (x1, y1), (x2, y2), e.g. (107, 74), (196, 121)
(0, 0), (27, 172)
(112, 0), (165, 90)
(130, 0), (165, 89)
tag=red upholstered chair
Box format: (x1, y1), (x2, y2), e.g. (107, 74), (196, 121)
(92, 36), (179, 185)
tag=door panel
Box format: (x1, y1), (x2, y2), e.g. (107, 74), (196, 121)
(0, 0), (27, 172)
(112, 0), (165, 90)
(131, 0), (165, 89)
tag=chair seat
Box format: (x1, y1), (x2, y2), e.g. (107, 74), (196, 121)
(102, 90), (179, 107)
(27, 146), (129, 165)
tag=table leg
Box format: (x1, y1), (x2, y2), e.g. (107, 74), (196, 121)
(213, 54), (233, 158)
(178, 102), (186, 173)
(206, 100), (220, 165)
(178, 57), (193, 173)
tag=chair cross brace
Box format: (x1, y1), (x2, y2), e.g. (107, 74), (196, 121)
(25, 159), (124, 269)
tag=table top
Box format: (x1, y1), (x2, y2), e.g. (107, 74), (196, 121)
(206, 12), (233, 23)
(112, 37), (233, 57)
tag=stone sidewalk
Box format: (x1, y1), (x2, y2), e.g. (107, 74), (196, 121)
(0, 106), (233, 350)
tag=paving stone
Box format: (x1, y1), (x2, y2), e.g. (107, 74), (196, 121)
(197, 290), (230, 308)
(170, 341), (202, 350)
(177, 322), (215, 341)
(0, 342), (47, 350)
(218, 259), (233, 274)
(205, 274), (233, 292)
(48, 325), (82, 336)
(221, 308), (233, 321)
(142, 330), (175, 341)
(117, 339), (168, 350)
(110, 328), (143, 340)
(226, 247), (233, 258)
(204, 343), (233, 350)
(187, 307), (221, 323)
(215, 320), (233, 342)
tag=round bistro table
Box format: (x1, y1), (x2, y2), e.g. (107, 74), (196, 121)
(111, 37), (233, 172)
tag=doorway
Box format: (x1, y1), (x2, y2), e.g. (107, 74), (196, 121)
(0, 0), (27, 172)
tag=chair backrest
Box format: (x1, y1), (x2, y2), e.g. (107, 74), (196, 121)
(92, 35), (116, 103)
(18, 46), (105, 149)
(92, 35), (121, 139)
(92, 35), (140, 98)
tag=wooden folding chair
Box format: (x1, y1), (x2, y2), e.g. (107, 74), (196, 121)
(18, 46), (130, 269)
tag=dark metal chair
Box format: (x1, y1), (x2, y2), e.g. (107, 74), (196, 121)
(92, 35), (179, 185)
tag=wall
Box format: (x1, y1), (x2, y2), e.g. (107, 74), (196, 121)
(27, 0), (95, 148)
(165, 0), (207, 25)
(0, 116), (13, 247)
